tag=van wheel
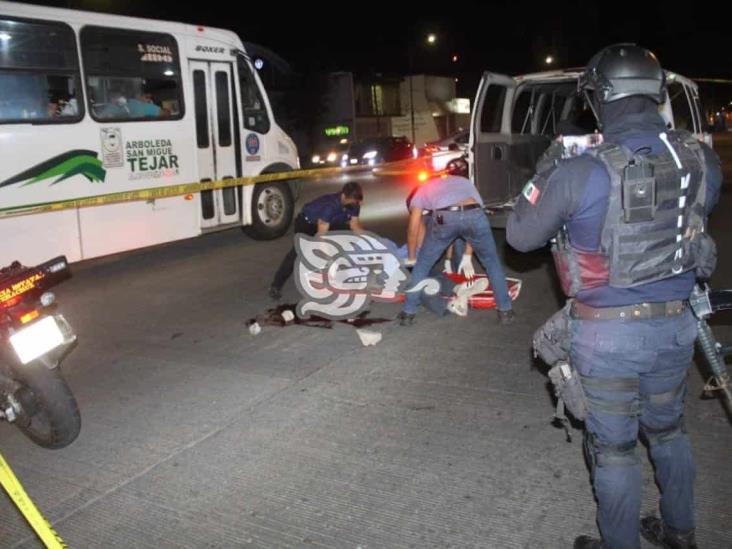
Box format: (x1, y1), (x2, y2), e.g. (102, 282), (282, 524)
(245, 182), (294, 240)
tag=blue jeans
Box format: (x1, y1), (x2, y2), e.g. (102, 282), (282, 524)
(403, 209), (512, 314)
(570, 309), (697, 549)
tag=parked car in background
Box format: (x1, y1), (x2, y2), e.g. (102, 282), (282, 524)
(341, 136), (416, 167)
(419, 129), (469, 171)
(311, 142), (349, 167)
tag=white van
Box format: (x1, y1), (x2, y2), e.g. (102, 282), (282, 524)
(469, 69), (711, 226)
(0, 1), (300, 264)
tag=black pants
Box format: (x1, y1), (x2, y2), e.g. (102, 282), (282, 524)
(271, 214), (317, 290)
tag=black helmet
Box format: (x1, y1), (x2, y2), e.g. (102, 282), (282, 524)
(579, 44), (665, 104)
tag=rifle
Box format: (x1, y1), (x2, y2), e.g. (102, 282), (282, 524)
(690, 284), (732, 421)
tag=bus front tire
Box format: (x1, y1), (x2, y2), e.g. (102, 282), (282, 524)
(245, 182), (294, 240)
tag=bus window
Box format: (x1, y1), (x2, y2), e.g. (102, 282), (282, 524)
(193, 70), (209, 149)
(81, 27), (184, 122)
(0, 18), (83, 124)
(237, 56), (269, 134)
(215, 71), (232, 147)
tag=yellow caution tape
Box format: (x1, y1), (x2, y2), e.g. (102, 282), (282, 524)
(0, 451), (67, 548)
(0, 164), (365, 219)
(0, 151), (456, 219)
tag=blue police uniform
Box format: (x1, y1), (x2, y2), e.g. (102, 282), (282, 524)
(508, 103), (722, 548)
(270, 193), (360, 293)
(300, 193), (360, 228)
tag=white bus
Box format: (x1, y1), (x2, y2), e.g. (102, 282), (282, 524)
(0, 1), (301, 265)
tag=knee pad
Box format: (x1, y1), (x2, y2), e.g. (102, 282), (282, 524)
(584, 431), (640, 471)
(642, 418), (687, 447)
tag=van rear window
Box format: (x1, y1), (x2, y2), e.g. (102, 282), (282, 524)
(0, 18), (83, 124)
(81, 27), (184, 122)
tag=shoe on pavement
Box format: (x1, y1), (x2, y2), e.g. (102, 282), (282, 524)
(397, 311), (416, 326)
(268, 286), (282, 300)
(640, 516), (697, 549)
(573, 535), (607, 549)
(497, 309), (515, 325)
(447, 298), (468, 317)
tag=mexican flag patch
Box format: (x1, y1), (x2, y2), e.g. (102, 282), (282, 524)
(522, 180), (541, 205)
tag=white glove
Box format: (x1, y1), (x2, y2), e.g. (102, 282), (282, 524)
(442, 258), (453, 274)
(457, 254), (475, 283)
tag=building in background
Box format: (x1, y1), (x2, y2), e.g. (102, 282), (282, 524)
(243, 43), (471, 162)
(354, 74), (471, 146)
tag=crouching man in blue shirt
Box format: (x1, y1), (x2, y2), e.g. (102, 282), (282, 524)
(269, 182), (365, 300)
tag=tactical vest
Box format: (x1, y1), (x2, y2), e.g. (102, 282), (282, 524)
(552, 130), (711, 296)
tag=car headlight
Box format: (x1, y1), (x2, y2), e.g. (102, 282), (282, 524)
(362, 150), (378, 160)
(327, 152), (338, 163)
(312, 155), (321, 164)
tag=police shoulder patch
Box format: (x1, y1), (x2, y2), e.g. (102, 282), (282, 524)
(522, 180), (541, 205)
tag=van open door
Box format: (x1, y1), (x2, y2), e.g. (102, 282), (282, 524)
(469, 72), (516, 210)
(662, 73), (713, 148)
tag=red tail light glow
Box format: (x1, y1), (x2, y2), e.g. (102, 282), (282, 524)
(1, 295), (22, 309)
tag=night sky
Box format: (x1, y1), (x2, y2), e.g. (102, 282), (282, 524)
(22, 0), (732, 100)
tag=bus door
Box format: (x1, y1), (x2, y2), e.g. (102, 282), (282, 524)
(190, 61), (239, 228)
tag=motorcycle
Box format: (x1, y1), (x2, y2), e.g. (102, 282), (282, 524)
(0, 256), (80, 449)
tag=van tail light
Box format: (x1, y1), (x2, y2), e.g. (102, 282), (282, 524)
(20, 310), (40, 325)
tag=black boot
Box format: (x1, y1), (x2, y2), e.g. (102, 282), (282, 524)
(573, 536), (606, 549)
(397, 311), (415, 326)
(640, 516), (698, 549)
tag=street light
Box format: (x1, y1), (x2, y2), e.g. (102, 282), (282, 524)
(409, 33), (438, 143)
(545, 55), (555, 65)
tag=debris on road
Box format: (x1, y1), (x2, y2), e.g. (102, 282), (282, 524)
(246, 305), (392, 338)
(356, 329), (382, 346)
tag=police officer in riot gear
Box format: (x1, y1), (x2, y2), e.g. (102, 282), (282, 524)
(507, 44), (722, 549)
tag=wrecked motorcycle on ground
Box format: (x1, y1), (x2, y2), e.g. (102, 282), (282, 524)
(0, 257), (80, 448)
